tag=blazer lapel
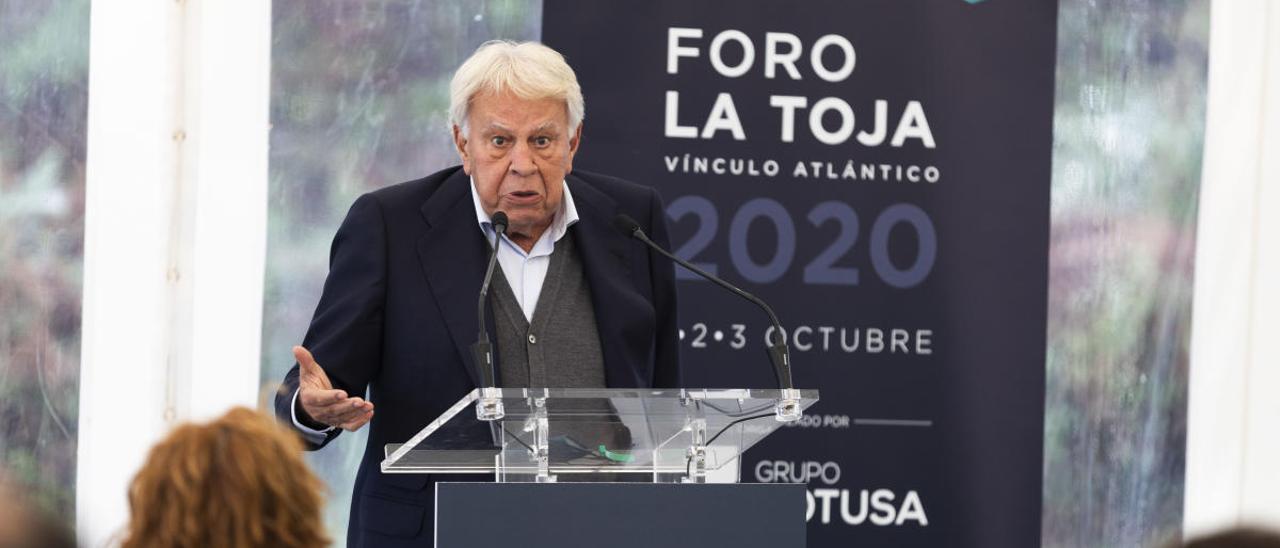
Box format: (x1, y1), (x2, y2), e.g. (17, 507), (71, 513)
(416, 170), (490, 389)
(567, 175), (647, 388)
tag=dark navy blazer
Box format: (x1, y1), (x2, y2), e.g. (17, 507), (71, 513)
(273, 166), (680, 547)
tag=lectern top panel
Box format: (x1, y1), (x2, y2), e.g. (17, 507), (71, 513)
(380, 387), (818, 481)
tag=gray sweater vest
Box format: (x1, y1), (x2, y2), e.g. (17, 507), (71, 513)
(490, 233), (607, 388)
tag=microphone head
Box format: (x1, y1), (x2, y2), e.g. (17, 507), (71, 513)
(612, 213), (642, 238)
(491, 211), (509, 234)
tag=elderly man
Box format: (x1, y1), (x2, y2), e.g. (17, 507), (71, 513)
(273, 41), (680, 546)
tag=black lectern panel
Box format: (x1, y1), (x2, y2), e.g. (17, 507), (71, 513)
(436, 482), (805, 548)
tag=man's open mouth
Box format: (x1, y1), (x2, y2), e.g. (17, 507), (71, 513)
(506, 190), (541, 203)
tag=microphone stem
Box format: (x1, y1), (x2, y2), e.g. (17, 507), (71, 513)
(473, 225), (504, 389)
(632, 229), (794, 390)
(478, 230), (501, 340)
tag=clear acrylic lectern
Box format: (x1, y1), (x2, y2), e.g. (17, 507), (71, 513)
(381, 387), (819, 483)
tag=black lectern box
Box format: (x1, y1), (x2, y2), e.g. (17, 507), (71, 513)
(436, 482), (805, 548)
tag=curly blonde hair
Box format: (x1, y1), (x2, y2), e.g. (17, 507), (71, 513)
(121, 407), (329, 548)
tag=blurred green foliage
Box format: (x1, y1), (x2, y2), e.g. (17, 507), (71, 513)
(1044, 1), (1208, 547)
(0, 0), (90, 519)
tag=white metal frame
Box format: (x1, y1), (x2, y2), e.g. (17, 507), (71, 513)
(77, 0), (270, 545)
(1184, 0), (1280, 538)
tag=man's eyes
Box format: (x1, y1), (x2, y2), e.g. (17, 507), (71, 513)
(487, 135), (553, 147)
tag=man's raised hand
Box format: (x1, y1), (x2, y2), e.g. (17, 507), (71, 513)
(294, 345), (374, 432)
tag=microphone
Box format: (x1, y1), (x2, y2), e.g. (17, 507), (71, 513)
(471, 211), (508, 420)
(613, 213), (799, 411)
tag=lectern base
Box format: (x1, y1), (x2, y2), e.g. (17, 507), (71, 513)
(435, 482), (805, 548)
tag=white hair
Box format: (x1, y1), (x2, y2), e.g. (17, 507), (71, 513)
(449, 40), (585, 134)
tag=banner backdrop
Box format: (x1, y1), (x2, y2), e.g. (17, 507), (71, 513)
(544, 1), (1058, 546)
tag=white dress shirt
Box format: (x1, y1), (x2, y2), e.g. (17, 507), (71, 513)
(471, 179), (580, 321)
(292, 179), (579, 439)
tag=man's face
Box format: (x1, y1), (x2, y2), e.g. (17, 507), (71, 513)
(453, 90), (581, 244)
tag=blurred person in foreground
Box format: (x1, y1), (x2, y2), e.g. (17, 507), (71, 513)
(1182, 527), (1280, 548)
(120, 407), (329, 548)
(274, 39), (680, 546)
(0, 472), (76, 548)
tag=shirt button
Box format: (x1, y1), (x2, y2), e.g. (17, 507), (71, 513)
(528, 333), (537, 344)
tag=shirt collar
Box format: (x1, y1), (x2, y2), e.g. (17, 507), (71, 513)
(470, 177), (579, 244)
